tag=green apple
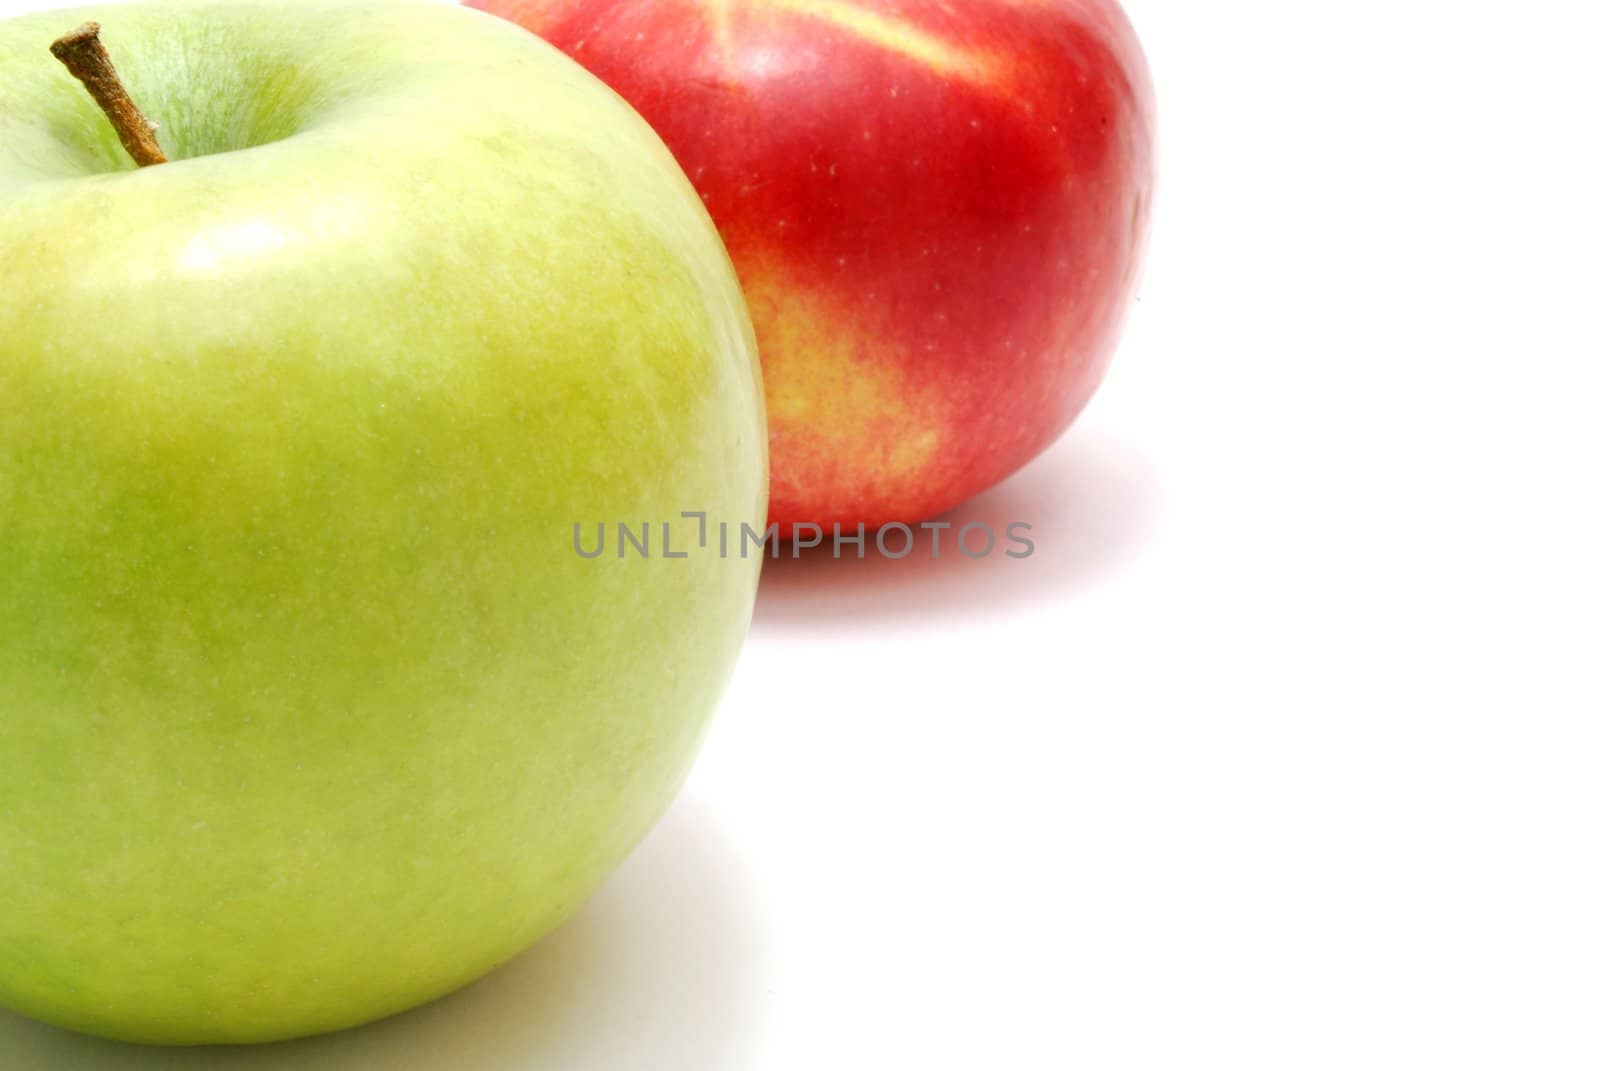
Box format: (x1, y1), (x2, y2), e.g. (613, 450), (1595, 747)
(0, 0), (765, 1046)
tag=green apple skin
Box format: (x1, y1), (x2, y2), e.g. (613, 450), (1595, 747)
(0, 0), (765, 1046)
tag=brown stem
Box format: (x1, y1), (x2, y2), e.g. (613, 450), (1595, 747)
(50, 22), (168, 167)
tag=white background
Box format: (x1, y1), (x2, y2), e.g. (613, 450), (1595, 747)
(2, 0), (1598, 1067)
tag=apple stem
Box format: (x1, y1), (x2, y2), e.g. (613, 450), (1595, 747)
(49, 22), (168, 168)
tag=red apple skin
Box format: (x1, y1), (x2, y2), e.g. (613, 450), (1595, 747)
(471, 0), (1155, 531)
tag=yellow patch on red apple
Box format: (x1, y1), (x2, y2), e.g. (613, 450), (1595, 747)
(744, 270), (949, 527)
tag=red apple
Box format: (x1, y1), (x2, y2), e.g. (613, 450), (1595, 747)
(472, 0), (1155, 531)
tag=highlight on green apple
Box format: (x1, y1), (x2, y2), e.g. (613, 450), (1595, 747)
(0, 0), (765, 1046)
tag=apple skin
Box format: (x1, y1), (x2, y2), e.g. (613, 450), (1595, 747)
(0, 0), (764, 1046)
(469, 0), (1155, 530)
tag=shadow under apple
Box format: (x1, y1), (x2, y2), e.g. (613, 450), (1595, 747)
(0, 795), (769, 1071)
(754, 429), (1162, 632)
